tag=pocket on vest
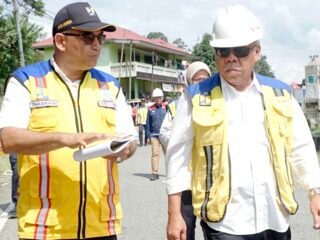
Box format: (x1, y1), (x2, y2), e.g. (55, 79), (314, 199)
(100, 108), (116, 127)
(29, 107), (59, 132)
(24, 178), (59, 226)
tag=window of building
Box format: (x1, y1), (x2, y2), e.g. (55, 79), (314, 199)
(133, 52), (141, 62)
(118, 49), (126, 63)
(144, 55), (153, 64)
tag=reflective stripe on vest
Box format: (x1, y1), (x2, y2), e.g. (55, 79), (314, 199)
(17, 63), (122, 239)
(190, 82), (297, 223)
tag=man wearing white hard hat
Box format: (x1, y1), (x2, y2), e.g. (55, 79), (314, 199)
(146, 88), (167, 180)
(166, 5), (320, 240)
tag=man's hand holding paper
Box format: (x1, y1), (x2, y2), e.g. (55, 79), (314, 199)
(73, 134), (138, 162)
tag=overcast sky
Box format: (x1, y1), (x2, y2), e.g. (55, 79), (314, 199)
(27, 0), (320, 84)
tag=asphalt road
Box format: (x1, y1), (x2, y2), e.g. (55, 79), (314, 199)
(0, 147), (319, 239)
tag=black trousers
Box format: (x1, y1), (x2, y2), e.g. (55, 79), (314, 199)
(138, 124), (147, 145)
(201, 220), (291, 240)
(9, 154), (18, 204)
(181, 190), (196, 240)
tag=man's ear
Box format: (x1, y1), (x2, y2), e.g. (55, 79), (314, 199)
(254, 45), (261, 62)
(54, 33), (67, 52)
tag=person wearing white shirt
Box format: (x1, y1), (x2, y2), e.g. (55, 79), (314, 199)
(0, 2), (137, 239)
(166, 5), (320, 240)
(160, 61), (211, 240)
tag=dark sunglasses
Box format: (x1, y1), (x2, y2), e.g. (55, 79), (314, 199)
(215, 44), (256, 58)
(63, 32), (105, 45)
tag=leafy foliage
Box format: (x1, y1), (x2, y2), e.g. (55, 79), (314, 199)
(192, 33), (217, 73)
(172, 38), (188, 50)
(4, 0), (45, 16)
(0, 8), (45, 82)
(254, 55), (275, 78)
(147, 32), (168, 42)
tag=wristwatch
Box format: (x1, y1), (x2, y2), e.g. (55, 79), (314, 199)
(309, 188), (320, 199)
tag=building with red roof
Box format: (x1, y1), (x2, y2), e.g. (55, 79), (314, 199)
(33, 26), (192, 100)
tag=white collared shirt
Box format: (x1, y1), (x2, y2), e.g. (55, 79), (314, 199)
(0, 58), (136, 137)
(165, 74), (320, 235)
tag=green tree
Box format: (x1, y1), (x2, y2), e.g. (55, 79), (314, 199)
(0, 9), (45, 82)
(254, 55), (275, 78)
(147, 32), (168, 42)
(173, 38), (188, 50)
(192, 33), (216, 73)
(4, 0), (45, 16)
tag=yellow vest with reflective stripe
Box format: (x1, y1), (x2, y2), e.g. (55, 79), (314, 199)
(13, 61), (122, 239)
(189, 74), (297, 222)
(137, 106), (148, 124)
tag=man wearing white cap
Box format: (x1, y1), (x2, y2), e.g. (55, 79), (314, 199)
(166, 5), (320, 240)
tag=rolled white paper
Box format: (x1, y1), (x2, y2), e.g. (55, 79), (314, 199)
(73, 135), (137, 162)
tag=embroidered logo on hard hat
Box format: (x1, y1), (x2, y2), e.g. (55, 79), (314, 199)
(85, 7), (96, 16)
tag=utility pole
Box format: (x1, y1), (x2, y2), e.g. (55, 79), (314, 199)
(13, 0), (25, 67)
(129, 41), (132, 101)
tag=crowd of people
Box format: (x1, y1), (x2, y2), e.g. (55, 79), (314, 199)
(0, 2), (319, 240)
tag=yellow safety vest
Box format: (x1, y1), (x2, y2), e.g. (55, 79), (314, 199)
(188, 73), (297, 222)
(12, 60), (122, 239)
(137, 106), (148, 124)
(168, 101), (177, 119)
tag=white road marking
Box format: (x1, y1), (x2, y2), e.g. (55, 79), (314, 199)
(0, 203), (15, 232)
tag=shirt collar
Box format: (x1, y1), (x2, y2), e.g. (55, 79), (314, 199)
(220, 72), (263, 96)
(50, 58), (80, 85)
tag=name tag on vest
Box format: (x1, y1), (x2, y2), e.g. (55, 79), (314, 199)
(98, 100), (116, 109)
(30, 100), (59, 108)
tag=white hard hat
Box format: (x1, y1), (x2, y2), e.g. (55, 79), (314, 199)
(152, 88), (164, 97)
(210, 5), (262, 48)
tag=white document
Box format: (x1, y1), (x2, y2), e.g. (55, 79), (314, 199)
(73, 135), (137, 162)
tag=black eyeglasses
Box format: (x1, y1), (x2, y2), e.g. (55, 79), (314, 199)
(215, 44), (256, 58)
(63, 32), (105, 45)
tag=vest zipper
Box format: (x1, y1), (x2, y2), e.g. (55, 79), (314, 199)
(52, 67), (87, 239)
(77, 81), (88, 239)
(201, 145), (214, 221)
(64, 82), (86, 239)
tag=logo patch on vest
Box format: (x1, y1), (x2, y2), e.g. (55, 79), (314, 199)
(199, 92), (212, 106)
(98, 90), (116, 109)
(30, 100), (59, 108)
(98, 100), (116, 109)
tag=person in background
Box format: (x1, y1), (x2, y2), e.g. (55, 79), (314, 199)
(0, 144), (18, 218)
(164, 96), (172, 106)
(161, 61), (211, 240)
(137, 97), (148, 147)
(8, 153), (18, 219)
(166, 5), (320, 240)
(160, 61), (211, 149)
(0, 2), (137, 239)
(131, 103), (138, 126)
(146, 88), (167, 181)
